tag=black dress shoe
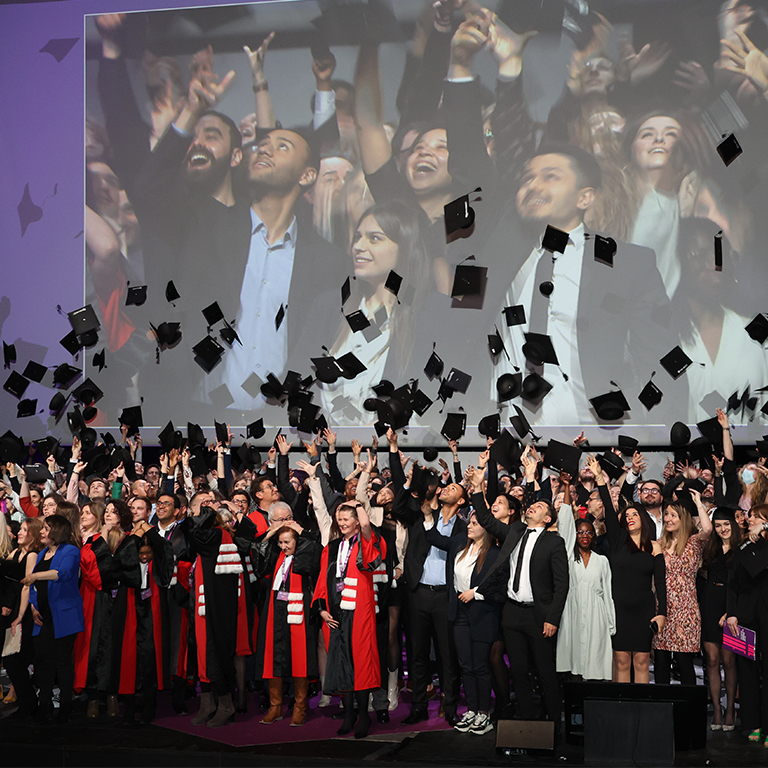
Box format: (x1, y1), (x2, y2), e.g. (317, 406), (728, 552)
(376, 709), (390, 724)
(337, 713), (358, 735)
(445, 712), (461, 727)
(354, 712), (371, 739)
(402, 709), (429, 725)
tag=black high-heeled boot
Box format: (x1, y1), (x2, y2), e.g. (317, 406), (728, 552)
(354, 690), (371, 739)
(172, 676), (188, 715)
(337, 692), (357, 735)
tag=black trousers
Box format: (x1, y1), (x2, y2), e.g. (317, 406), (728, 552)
(501, 601), (560, 723)
(409, 584), (459, 713)
(735, 599), (768, 733)
(653, 650), (696, 686)
(453, 602), (492, 713)
(33, 625), (77, 709)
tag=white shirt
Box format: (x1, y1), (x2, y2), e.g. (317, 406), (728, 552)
(507, 526), (546, 603)
(492, 224), (590, 426)
(336, 536), (356, 578)
(272, 554), (293, 591)
(453, 548), (479, 594)
(207, 209), (297, 411)
(140, 561), (150, 590)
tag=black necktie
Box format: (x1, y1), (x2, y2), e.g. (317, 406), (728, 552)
(512, 528), (534, 594)
(526, 250), (556, 374)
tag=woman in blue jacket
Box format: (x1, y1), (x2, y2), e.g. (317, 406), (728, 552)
(22, 514), (84, 721)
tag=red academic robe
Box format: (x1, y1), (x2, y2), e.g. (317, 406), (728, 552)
(312, 531), (386, 692)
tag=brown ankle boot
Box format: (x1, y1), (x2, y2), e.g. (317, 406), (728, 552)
(260, 678), (283, 724)
(290, 678), (309, 726)
(207, 693), (235, 728)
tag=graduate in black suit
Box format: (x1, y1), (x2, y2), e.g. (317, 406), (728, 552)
(471, 454), (568, 732)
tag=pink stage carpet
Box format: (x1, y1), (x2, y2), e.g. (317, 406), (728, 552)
(154, 689), (453, 747)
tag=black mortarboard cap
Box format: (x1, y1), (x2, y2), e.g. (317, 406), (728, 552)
(68, 304), (100, 335)
(423, 446), (438, 462)
(441, 412), (467, 441)
(716, 133), (742, 166)
(202, 301), (224, 326)
(158, 421), (178, 452)
(670, 421), (691, 447)
(589, 390), (630, 421)
(93, 349), (106, 372)
(118, 405), (143, 437)
(688, 436), (712, 462)
(411, 389), (433, 417)
(312, 356), (343, 384)
(503, 305), (526, 326)
(17, 398), (37, 418)
(345, 310), (370, 333)
(497, 372), (523, 402)
(697, 417), (723, 447)
(49, 392), (67, 418)
(617, 435), (639, 455)
(165, 280), (180, 303)
(745, 314), (768, 344)
(451, 264), (486, 299)
(444, 193), (476, 236)
(214, 420), (229, 444)
(275, 304), (286, 330)
(83, 406), (98, 423)
(192, 336), (224, 372)
(72, 377), (103, 406)
(52, 363), (81, 388)
(373, 420), (389, 437)
(3, 371), (29, 399)
(260, 373), (286, 401)
(187, 422), (206, 447)
(88, 451), (113, 479)
(67, 407), (85, 435)
(247, 419), (265, 440)
(638, 378), (663, 410)
(660, 346), (693, 379)
(283, 370), (304, 395)
(444, 368), (472, 394)
(220, 323), (241, 347)
(34, 437), (59, 457)
(60, 330), (84, 356)
(385, 270), (402, 298)
(0, 430), (26, 464)
(237, 444), (262, 471)
(125, 285), (147, 307)
(151, 322), (182, 349)
(372, 380), (395, 397)
(478, 412), (501, 438)
(424, 351), (444, 381)
(543, 439), (580, 479)
(521, 372), (552, 405)
(542, 224), (568, 254)
(341, 276), (351, 307)
(509, 404), (532, 438)
(3, 342), (16, 368)
(522, 333), (559, 366)
(488, 330), (506, 357)
(22, 361), (46, 382)
(337, 352), (366, 380)
(491, 428), (523, 472)
(598, 451), (625, 480)
(593, 234), (617, 267)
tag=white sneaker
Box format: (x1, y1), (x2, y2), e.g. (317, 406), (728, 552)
(470, 712), (493, 735)
(318, 693), (332, 708)
(454, 710), (477, 733)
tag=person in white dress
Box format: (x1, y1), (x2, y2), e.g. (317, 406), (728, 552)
(555, 472), (615, 680)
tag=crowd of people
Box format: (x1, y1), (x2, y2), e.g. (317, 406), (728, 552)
(1, 408), (767, 750)
(80, 0), (768, 428)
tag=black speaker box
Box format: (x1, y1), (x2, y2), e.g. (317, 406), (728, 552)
(495, 719), (554, 751)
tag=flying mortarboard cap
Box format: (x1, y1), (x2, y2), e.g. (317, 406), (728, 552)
(451, 264), (487, 304)
(151, 322), (182, 349)
(202, 301), (225, 326)
(3, 371), (29, 399)
(165, 280), (180, 303)
(52, 363), (81, 388)
(638, 378), (663, 410)
(34, 437), (59, 457)
(503, 305), (526, 326)
(509, 404), (533, 439)
(660, 345), (693, 379)
(593, 234), (617, 267)
(423, 446), (438, 462)
(275, 304), (286, 331)
(372, 380), (395, 397)
(68, 304), (100, 336)
(488, 330), (506, 358)
(49, 392), (68, 419)
(617, 435), (639, 455)
(72, 378), (103, 406)
(687, 436), (712, 462)
(192, 336), (224, 373)
(22, 361), (47, 382)
(424, 350), (444, 381)
(17, 398), (37, 418)
(158, 421), (180, 452)
(598, 451), (625, 480)
(444, 190), (480, 237)
(0, 430), (26, 464)
(496, 372), (523, 402)
(755, 437), (768, 457)
(444, 368), (472, 395)
(220, 323), (241, 347)
(716, 133), (742, 166)
(187, 422), (206, 447)
(478, 412), (501, 438)
(3, 342), (16, 368)
(60, 330), (84, 356)
(521, 372), (552, 405)
(345, 310), (371, 333)
(237, 444), (262, 471)
(543, 439), (580, 479)
(214, 420), (229, 444)
(67, 407), (85, 436)
(247, 419), (265, 440)
(697, 417), (723, 447)
(411, 389), (433, 417)
(92, 349), (106, 372)
(260, 373), (286, 401)
(542, 224), (568, 254)
(340, 276), (351, 307)
(118, 405), (143, 437)
(670, 421), (691, 447)
(745, 314), (768, 344)
(441, 412), (466, 441)
(385, 270), (402, 298)
(337, 352), (367, 380)
(82, 406), (98, 423)
(125, 285), (147, 307)
(522, 333), (559, 366)
(589, 389), (630, 421)
(491, 429), (523, 472)
(312, 356), (343, 384)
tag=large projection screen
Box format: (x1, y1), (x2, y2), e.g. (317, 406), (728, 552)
(3, 0), (768, 447)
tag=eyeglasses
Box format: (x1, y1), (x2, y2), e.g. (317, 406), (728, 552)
(577, 530), (595, 537)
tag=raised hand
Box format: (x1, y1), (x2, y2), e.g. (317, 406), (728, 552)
(448, 439), (459, 456)
(387, 428), (398, 449)
(351, 439), (362, 462)
(477, 449), (490, 468)
(450, 11), (491, 73)
(362, 449), (378, 474)
(572, 431), (588, 448)
(296, 459), (317, 478)
(71, 435), (82, 461)
(469, 465), (485, 490)
(487, 11), (537, 78)
(631, 450), (647, 475)
(303, 438), (319, 458)
(616, 37), (671, 84)
(276, 434), (293, 456)
(311, 46), (336, 87)
(721, 31), (768, 96)
(322, 428), (337, 450)
(95, 13), (126, 59)
(244, 31), (275, 87)
(159, 453), (170, 475)
(586, 454), (604, 485)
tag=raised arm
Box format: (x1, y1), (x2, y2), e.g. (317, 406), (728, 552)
(557, 472), (576, 553)
(243, 31), (276, 130)
(469, 466), (510, 542)
(354, 43), (393, 175)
